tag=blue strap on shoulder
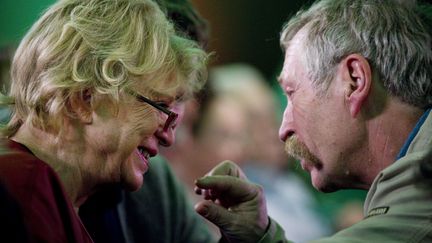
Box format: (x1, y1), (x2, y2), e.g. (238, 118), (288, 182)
(396, 108), (431, 160)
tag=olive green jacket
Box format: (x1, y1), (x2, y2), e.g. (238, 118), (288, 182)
(261, 109), (432, 243)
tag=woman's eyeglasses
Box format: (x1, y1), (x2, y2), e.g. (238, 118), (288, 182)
(127, 90), (178, 131)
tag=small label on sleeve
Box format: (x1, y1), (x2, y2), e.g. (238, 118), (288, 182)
(366, 206), (389, 218)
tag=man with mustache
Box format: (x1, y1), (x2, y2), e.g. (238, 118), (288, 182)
(194, 0), (432, 242)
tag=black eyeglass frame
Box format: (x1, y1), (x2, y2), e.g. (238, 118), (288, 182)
(127, 90), (178, 131)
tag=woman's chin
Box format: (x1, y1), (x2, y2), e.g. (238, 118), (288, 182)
(123, 174), (144, 192)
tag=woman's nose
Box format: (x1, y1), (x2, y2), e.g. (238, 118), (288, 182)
(155, 126), (175, 146)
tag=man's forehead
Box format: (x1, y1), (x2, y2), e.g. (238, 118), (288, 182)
(277, 52), (297, 87)
(278, 31), (308, 86)
(283, 27), (307, 60)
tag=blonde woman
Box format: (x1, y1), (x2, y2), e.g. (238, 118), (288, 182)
(0, 0), (207, 242)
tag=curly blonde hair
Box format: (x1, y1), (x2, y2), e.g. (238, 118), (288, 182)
(2, 0), (208, 137)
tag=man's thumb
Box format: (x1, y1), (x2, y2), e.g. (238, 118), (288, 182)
(195, 201), (232, 229)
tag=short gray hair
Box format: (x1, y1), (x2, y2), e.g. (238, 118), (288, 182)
(281, 0), (432, 108)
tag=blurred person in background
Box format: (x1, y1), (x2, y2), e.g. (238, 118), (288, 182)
(165, 63), (332, 242)
(212, 63), (332, 242)
(0, 0), (208, 242)
(193, 0), (432, 242)
(164, 65), (253, 203)
(161, 68), (251, 238)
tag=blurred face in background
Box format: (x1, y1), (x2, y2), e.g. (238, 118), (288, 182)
(195, 97), (285, 169)
(248, 111), (286, 168)
(197, 95), (249, 165)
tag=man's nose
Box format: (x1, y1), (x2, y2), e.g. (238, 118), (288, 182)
(279, 108), (293, 142)
(279, 120), (289, 142)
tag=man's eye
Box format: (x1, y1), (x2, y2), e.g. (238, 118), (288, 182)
(286, 90), (294, 97)
(285, 87), (294, 97)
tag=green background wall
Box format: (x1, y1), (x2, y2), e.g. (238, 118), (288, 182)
(0, 0), (55, 47)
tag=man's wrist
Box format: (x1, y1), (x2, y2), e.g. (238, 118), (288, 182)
(257, 217), (291, 243)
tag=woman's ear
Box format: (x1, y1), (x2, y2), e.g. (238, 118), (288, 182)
(68, 90), (93, 124)
(342, 54), (372, 117)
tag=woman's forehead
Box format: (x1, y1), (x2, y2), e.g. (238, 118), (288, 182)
(131, 76), (185, 97)
(132, 82), (187, 101)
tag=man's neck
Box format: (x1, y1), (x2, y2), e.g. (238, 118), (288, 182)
(364, 99), (424, 185)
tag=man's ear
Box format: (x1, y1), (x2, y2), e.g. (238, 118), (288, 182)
(68, 90), (93, 124)
(342, 54), (372, 117)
